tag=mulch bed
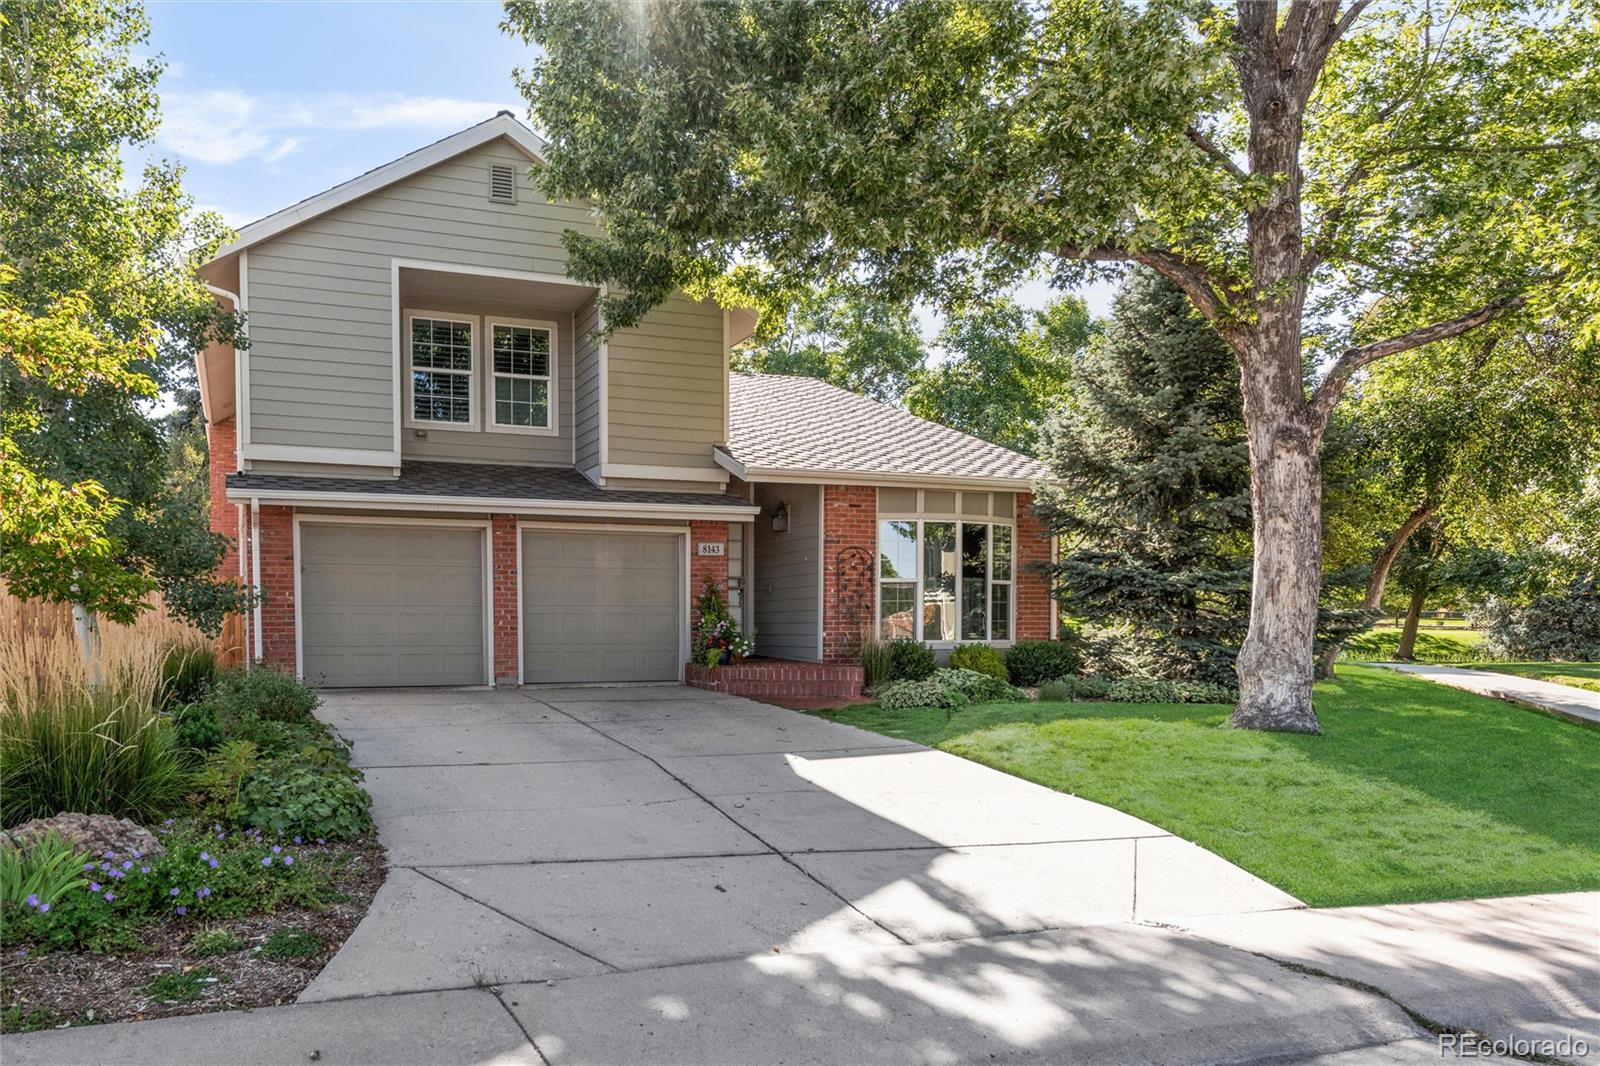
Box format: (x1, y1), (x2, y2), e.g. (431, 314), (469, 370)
(2, 835), (386, 1032)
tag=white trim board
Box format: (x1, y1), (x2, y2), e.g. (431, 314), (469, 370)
(240, 444), (402, 467)
(714, 449), (1047, 492)
(209, 114), (549, 261)
(292, 513), (494, 688)
(224, 486), (758, 522)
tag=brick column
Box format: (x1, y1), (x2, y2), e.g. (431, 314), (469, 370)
(688, 520), (730, 627)
(205, 418), (239, 580)
(490, 515), (520, 686)
(1015, 491), (1054, 640)
(257, 505), (297, 673)
(821, 484), (877, 663)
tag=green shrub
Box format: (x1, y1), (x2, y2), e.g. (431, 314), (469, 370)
(0, 831), (88, 911)
(1481, 583), (1600, 661)
(158, 645), (219, 710)
(858, 632), (895, 689)
(1038, 679), (1072, 702)
(260, 927), (324, 960)
(169, 700), (223, 753)
(143, 968), (219, 1003)
(238, 756), (372, 841)
(4, 823), (332, 952)
(877, 678), (969, 711)
(1064, 676), (1112, 700)
(214, 668), (319, 724)
(887, 639), (937, 682)
(948, 644), (1007, 680)
(0, 686), (193, 826)
(1172, 681), (1239, 704)
(940, 668), (1022, 703)
(1004, 640), (1083, 686)
(1106, 678), (1183, 703)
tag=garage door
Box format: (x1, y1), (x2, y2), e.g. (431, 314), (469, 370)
(522, 529), (682, 683)
(299, 523), (486, 687)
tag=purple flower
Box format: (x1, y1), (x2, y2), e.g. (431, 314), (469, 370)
(121, 860), (133, 870)
(197, 887), (211, 898)
(208, 859), (218, 869)
(316, 839), (326, 846)
(271, 845), (281, 854)
(200, 852), (209, 862)
(283, 856), (294, 866)
(163, 819), (174, 827)
(169, 887), (181, 897)
(103, 891), (115, 902)
(25, 894), (39, 908)
(140, 866), (151, 874)
(261, 856), (272, 867)
(99, 862), (110, 872)
(109, 869), (124, 879)
(293, 836), (302, 844)
(175, 905), (188, 916)
(103, 850), (116, 859)
(132, 849), (142, 859)
(83, 862), (95, 871)
(88, 882), (101, 892)
(37, 903), (49, 914)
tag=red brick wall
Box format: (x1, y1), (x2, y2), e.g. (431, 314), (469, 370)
(688, 520), (730, 626)
(257, 505), (296, 673)
(490, 515), (519, 685)
(206, 419), (239, 580)
(821, 484), (877, 663)
(1015, 491), (1054, 640)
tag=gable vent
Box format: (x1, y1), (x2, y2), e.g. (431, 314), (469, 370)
(488, 162), (517, 204)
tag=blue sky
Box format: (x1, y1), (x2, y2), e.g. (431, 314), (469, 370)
(142, 1), (1112, 325)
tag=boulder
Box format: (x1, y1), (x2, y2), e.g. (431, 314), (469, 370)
(2, 812), (166, 859)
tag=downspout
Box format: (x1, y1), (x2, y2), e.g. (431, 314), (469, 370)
(250, 497), (263, 665)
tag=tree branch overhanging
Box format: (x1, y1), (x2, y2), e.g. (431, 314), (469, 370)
(1309, 291), (1527, 420)
(1186, 126), (1248, 182)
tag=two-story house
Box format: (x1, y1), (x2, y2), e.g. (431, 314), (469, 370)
(196, 113), (1056, 693)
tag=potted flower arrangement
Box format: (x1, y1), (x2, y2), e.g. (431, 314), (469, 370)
(692, 580), (753, 669)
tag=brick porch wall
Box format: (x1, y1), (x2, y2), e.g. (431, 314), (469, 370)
(257, 505), (296, 673)
(688, 519), (731, 625)
(1015, 491), (1054, 640)
(821, 484), (877, 663)
(206, 418), (239, 580)
(490, 515), (519, 685)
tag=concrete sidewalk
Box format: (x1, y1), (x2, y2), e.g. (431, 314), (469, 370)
(5, 686), (1584, 1065)
(1385, 662), (1600, 726)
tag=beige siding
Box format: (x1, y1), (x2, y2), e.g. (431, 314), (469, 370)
(244, 138), (597, 457)
(606, 294), (725, 473)
(753, 482), (821, 661)
(573, 296), (602, 472)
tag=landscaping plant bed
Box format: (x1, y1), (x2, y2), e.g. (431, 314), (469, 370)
(2, 834), (385, 1033)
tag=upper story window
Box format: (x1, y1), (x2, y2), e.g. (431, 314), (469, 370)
(408, 313), (475, 427)
(489, 319), (555, 432)
(877, 490), (1015, 644)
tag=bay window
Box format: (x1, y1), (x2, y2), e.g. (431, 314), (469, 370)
(876, 491), (1016, 643)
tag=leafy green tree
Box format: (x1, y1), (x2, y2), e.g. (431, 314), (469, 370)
(731, 285), (926, 402)
(1318, 326), (1600, 672)
(905, 296), (1088, 456)
(507, 0), (1598, 732)
(0, 0), (245, 632)
(1034, 271), (1252, 683)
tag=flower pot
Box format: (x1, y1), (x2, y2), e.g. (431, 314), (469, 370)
(719, 650), (732, 665)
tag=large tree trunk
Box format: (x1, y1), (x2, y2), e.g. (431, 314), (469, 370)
(1231, 395), (1325, 733)
(1394, 585), (1428, 660)
(1317, 499), (1438, 677)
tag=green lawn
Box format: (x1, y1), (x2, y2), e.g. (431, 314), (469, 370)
(813, 665), (1600, 907)
(1341, 625), (1487, 662)
(1474, 661), (1600, 695)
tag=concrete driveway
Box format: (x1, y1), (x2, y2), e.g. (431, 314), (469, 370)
(12, 686), (1589, 1065)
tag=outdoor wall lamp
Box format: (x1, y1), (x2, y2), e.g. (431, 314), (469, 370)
(771, 501), (790, 533)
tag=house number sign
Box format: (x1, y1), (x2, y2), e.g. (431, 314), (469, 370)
(696, 542), (725, 557)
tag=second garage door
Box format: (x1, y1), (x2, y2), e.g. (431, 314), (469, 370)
(300, 523), (486, 688)
(521, 529), (682, 683)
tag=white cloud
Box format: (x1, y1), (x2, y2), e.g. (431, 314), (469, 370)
(158, 90), (515, 166)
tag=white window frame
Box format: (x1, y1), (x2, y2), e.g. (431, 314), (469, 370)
(875, 490), (1017, 646)
(486, 316), (558, 435)
(404, 310), (479, 430)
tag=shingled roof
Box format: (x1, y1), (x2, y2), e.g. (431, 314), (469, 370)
(722, 373), (1051, 487)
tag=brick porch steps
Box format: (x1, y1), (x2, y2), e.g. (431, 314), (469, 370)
(685, 659), (864, 701)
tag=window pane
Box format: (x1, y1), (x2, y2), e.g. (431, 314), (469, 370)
(961, 522), (989, 640)
(879, 582), (916, 640)
(412, 370), (470, 423)
(922, 522), (956, 641)
(992, 493), (1015, 519)
(494, 377), (549, 428)
(923, 490), (956, 515)
(993, 525), (1012, 581)
(412, 318), (472, 371)
(493, 325), (551, 377)
(991, 583), (1011, 641)
(879, 520), (916, 580)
